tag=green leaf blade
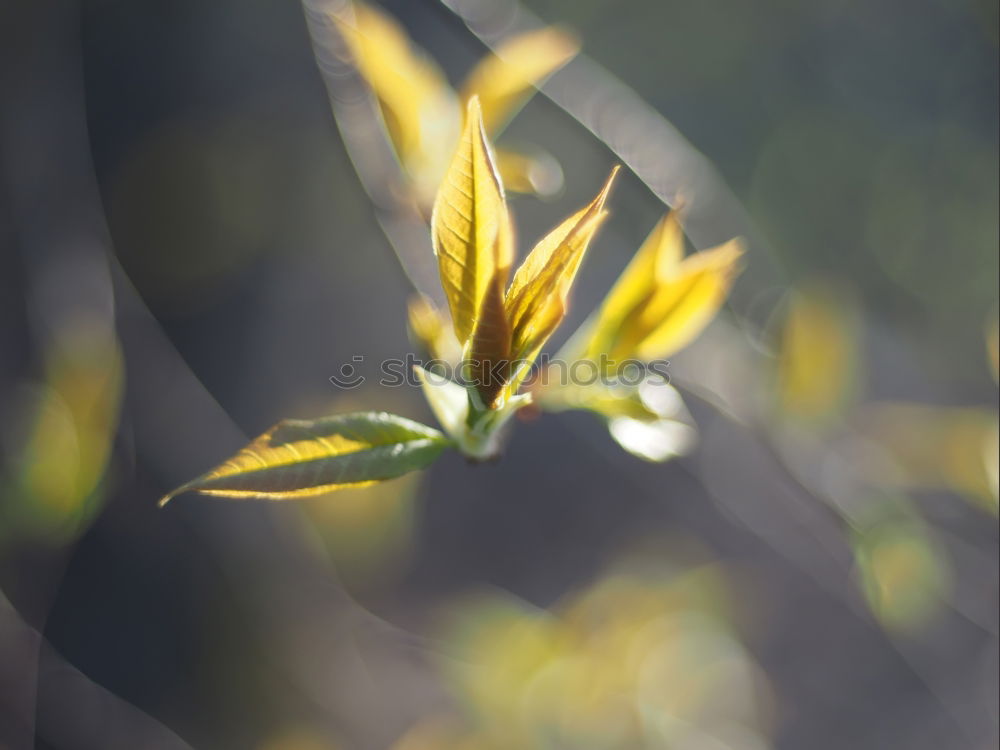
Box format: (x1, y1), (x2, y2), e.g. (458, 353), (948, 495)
(159, 412), (449, 505)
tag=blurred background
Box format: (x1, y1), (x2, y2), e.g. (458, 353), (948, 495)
(1, 0), (997, 748)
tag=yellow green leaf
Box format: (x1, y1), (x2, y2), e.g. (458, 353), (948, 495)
(12, 323), (123, 541)
(505, 167), (619, 363)
(333, 1), (458, 175)
(619, 238), (744, 361)
(583, 210), (684, 360)
(159, 412), (449, 505)
(577, 207), (743, 367)
(431, 96), (508, 344)
(459, 27), (580, 137)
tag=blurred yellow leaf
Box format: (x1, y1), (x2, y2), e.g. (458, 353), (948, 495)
(159, 412), (448, 504)
(505, 167), (618, 364)
(854, 515), (948, 633)
(775, 280), (860, 423)
(333, 1), (458, 181)
(407, 294), (462, 364)
(8, 322), (123, 543)
(861, 402), (999, 511)
(434, 559), (772, 749)
(459, 27), (580, 136)
(334, 3), (576, 204)
(442, 596), (564, 741)
(432, 97), (508, 345)
(494, 148), (563, 197)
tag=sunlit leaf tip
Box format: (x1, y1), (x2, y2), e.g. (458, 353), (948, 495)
(583, 206), (745, 365)
(630, 237), (745, 361)
(431, 95), (508, 346)
(158, 412), (449, 506)
(505, 166), (620, 362)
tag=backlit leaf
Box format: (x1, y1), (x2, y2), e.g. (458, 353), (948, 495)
(459, 27), (580, 137)
(505, 168), (618, 363)
(621, 238), (744, 361)
(333, 1), (458, 178)
(159, 412), (449, 504)
(577, 208), (743, 366)
(583, 210), (684, 360)
(431, 97), (508, 344)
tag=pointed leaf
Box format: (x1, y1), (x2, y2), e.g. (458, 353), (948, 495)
(431, 96), (508, 344)
(630, 239), (744, 360)
(584, 209), (685, 360)
(460, 27), (580, 136)
(505, 168), (618, 362)
(159, 412), (448, 504)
